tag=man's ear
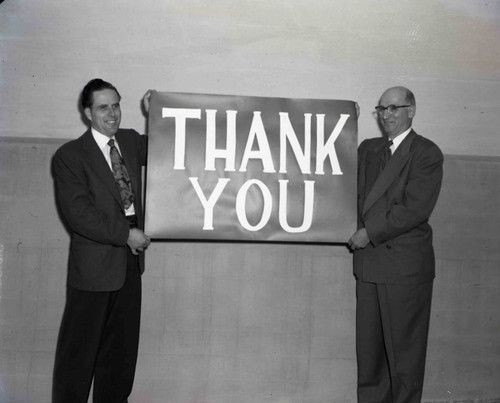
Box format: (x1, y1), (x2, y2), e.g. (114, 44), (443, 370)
(408, 105), (416, 119)
(84, 107), (92, 122)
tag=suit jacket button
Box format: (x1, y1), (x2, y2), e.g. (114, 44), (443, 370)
(386, 244), (392, 249)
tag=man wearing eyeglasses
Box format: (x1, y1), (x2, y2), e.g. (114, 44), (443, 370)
(348, 86), (443, 403)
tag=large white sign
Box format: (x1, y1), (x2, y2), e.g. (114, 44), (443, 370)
(145, 92), (357, 243)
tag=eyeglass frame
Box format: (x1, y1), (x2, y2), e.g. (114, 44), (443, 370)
(374, 104), (412, 115)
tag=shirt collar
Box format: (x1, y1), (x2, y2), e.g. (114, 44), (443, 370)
(390, 127), (412, 152)
(91, 127), (115, 150)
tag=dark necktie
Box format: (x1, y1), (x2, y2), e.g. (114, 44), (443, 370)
(380, 140), (393, 171)
(108, 139), (134, 209)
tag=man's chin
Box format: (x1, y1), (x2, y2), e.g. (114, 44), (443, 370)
(105, 126), (119, 136)
(383, 126), (397, 137)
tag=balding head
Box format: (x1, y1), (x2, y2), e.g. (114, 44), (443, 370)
(377, 86), (416, 139)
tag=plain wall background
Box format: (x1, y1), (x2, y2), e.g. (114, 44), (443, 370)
(0, 140), (498, 402)
(1, 1), (500, 402)
(1, 0), (500, 156)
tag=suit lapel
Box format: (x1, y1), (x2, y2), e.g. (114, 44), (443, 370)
(362, 131), (416, 216)
(81, 130), (124, 208)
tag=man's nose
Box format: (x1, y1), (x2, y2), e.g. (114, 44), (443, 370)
(382, 109), (392, 119)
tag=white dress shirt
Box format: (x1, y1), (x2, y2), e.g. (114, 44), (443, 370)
(390, 127), (412, 154)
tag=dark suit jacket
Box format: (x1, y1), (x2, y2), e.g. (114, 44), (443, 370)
(53, 129), (148, 291)
(353, 130), (443, 284)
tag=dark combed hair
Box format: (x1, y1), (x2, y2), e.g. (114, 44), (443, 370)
(80, 78), (121, 109)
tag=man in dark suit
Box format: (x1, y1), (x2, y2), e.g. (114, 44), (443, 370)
(348, 86), (443, 403)
(52, 78), (151, 402)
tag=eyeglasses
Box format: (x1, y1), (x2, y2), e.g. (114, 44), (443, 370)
(374, 104), (411, 115)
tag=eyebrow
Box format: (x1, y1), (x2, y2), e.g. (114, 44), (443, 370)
(94, 102), (120, 109)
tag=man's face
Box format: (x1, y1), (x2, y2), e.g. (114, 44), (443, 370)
(84, 88), (121, 137)
(378, 88), (415, 139)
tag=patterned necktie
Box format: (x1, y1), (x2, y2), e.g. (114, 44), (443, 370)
(108, 139), (134, 209)
(380, 139), (393, 171)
